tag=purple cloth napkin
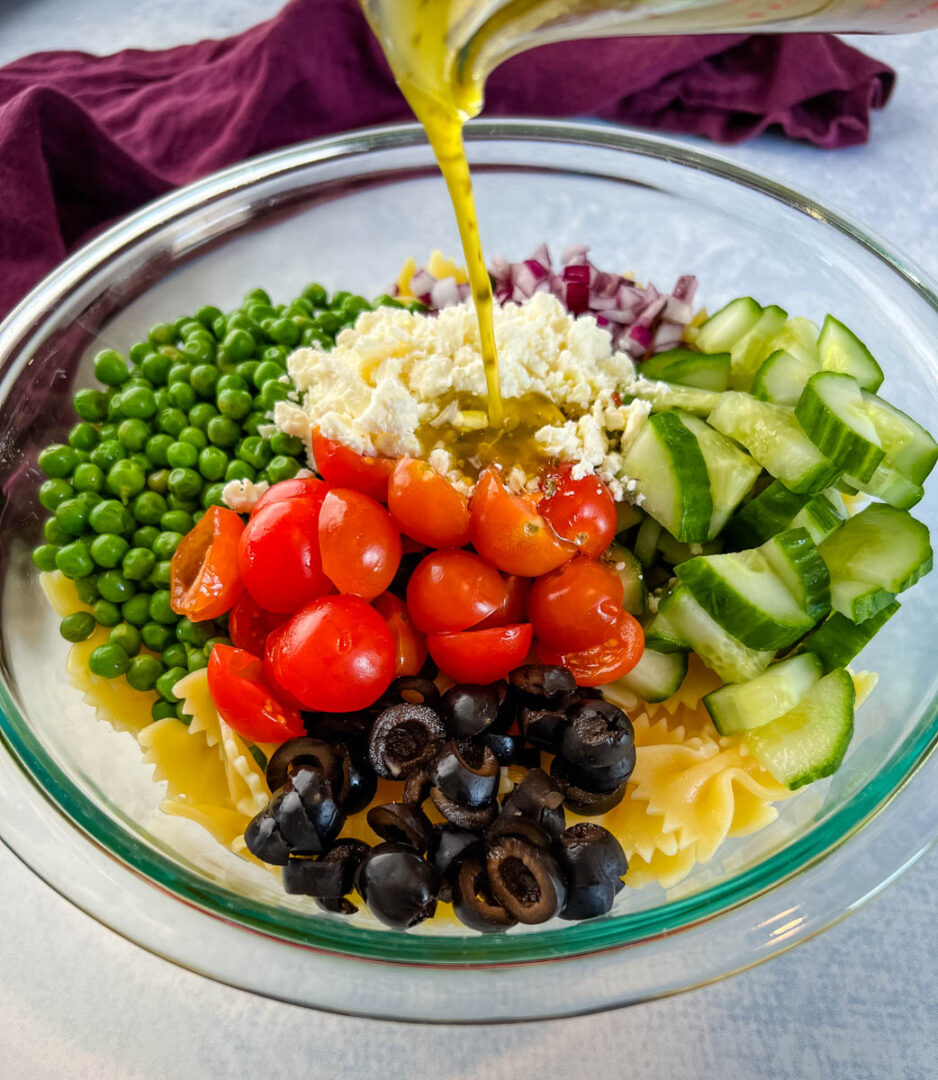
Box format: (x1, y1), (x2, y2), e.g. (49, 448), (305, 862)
(0, 0), (894, 320)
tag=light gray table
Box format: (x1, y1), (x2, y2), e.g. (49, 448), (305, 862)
(0, 4), (935, 1077)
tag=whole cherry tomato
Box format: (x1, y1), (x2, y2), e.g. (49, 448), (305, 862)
(469, 466), (575, 576)
(528, 556), (625, 652)
(387, 457), (471, 548)
(538, 465), (618, 558)
(170, 505), (244, 621)
(474, 574), (530, 630)
(252, 476), (328, 518)
(237, 496), (331, 614)
(427, 623), (533, 685)
(318, 488), (402, 600)
(312, 429), (395, 503)
(537, 610), (644, 687)
(265, 595), (395, 712)
(228, 591), (287, 656)
(373, 592), (428, 677)
(207, 644), (305, 743)
(406, 549), (509, 634)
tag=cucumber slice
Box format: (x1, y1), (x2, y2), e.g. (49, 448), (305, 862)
(679, 412), (761, 538)
(615, 502), (643, 534)
(819, 503), (933, 594)
(729, 305), (789, 391)
(695, 297), (763, 354)
(795, 372), (884, 482)
(843, 462), (925, 510)
(829, 579), (896, 623)
(675, 548), (816, 651)
(800, 601), (900, 672)
(760, 528), (831, 623)
(659, 587), (773, 683)
(607, 543), (646, 617)
(657, 532), (722, 566)
(708, 393), (841, 495)
(704, 653), (824, 736)
(609, 648), (688, 703)
(751, 350), (814, 406)
(818, 315), (884, 392)
(859, 391), (938, 486)
(625, 378), (722, 418)
(639, 348), (731, 392)
(723, 480), (810, 550)
(789, 492), (844, 545)
(643, 600), (690, 654)
(744, 668), (855, 790)
(619, 412), (713, 544)
(634, 517), (662, 570)
(766, 316), (821, 368)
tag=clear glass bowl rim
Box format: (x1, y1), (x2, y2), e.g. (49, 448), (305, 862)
(0, 119), (936, 971)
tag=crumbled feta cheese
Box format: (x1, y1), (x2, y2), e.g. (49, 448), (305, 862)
(222, 478), (270, 513)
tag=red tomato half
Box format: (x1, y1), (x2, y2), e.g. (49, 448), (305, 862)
(538, 465), (617, 558)
(469, 467), (575, 576)
(252, 476), (328, 518)
(207, 644), (305, 743)
(237, 496), (331, 614)
(428, 623), (533, 685)
(406, 549), (509, 634)
(265, 595), (395, 712)
(170, 505), (244, 621)
(318, 488), (402, 600)
(474, 574), (530, 630)
(537, 610), (644, 687)
(228, 591), (287, 656)
(312, 429), (395, 503)
(387, 457), (471, 548)
(374, 592), (427, 677)
(528, 556), (625, 652)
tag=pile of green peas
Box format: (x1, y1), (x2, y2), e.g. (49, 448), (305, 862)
(33, 284), (418, 723)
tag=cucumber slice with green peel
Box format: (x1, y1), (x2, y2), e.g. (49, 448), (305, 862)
(760, 528), (831, 623)
(679, 412), (761, 538)
(800, 602), (900, 672)
(818, 315), (884, 392)
(609, 648), (688, 703)
(729, 305), (790, 391)
(658, 587), (773, 683)
(643, 589), (690, 653)
(790, 492), (844, 545)
(607, 543), (646, 617)
(859, 391), (938, 486)
(723, 480), (811, 550)
(625, 378), (722, 418)
(795, 372), (884, 482)
(615, 502), (643, 534)
(819, 503), (933, 594)
(829, 579), (896, 623)
(844, 463), (925, 510)
(639, 348), (731, 392)
(744, 668), (855, 790)
(695, 297), (763, 354)
(708, 393), (842, 494)
(766, 316), (821, 368)
(619, 412), (713, 543)
(657, 532), (722, 566)
(675, 548), (817, 651)
(751, 350), (815, 406)
(634, 517), (662, 570)
(704, 653), (824, 736)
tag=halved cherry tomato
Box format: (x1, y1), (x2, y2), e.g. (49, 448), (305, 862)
(237, 496), (331, 614)
(387, 457), (471, 548)
(469, 466), (575, 576)
(528, 556), (625, 652)
(537, 610), (644, 687)
(428, 623), (533, 685)
(228, 591), (287, 656)
(265, 595), (395, 712)
(406, 549), (509, 634)
(538, 465), (617, 558)
(374, 592), (427, 677)
(474, 574), (530, 630)
(251, 476), (328, 518)
(207, 644), (305, 742)
(170, 505), (244, 620)
(318, 488), (402, 600)
(312, 429), (395, 503)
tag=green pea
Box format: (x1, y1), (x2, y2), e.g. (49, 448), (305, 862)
(197, 446), (227, 482)
(147, 469), (170, 494)
(185, 646), (208, 672)
(173, 316), (198, 336)
(55, 542), (94, 579)
(169, 381), (197, 412)
(125, 654), (162, 691)
(342, 295), (372, 318)
(149, 590), (177, 625)
(206, 415), (240, 448)
(129, 453), (152, 475)
(302, 283), (328, 307)
(196, 305), (223, 330)
(179, 426), (208, 450)
(121, 592), (153, 626)
(192, 511), (205, 525)
(235, 360), (260, 384)
(94, 349), (130, 387)
(211, 315), (228, 341)
(148, 322), (177, 346)
(32, 544), (60, 572)
(37, 443), (78, 479)
(167, 363), (190, 386)
(201, 482), (226, 509)
(164, 441), (197, 470)
(287, 297), (314, 318)
(152, 531), (184, 560)
(141, 622), (174, 652)
(116, 417), (150, 453)
(53, 498), (88, 536)
(257, 381), (289, 410)
(75, 490), (103, 512)
(188, 401), (218, 430)
(43, 517), (68, 545)
(151, 700), (178, 721)
(330, 291), (351, 308)
(132, 490), (168, 525)
(142, 433), (171, 467)
(175, 617), (216, 647)
(106, 393), (126, 421)
(268, 317), (301, 346)
(160, 510), (194, 534)
(140, 351), (173, 386)
(106, 459), (146, 502)
(261, 344), (289, 366)
(120, 385), (157, 420)
(156, 407), (187, 437)
(92, 599), (121, 627)
(315, 311), (343, 335)
(132, 525), (160, 549)
(251, 361), (283, 390)
(224, 460), (255, 483)
(374, 293), (404, 309)
(167, 467), (202, 501)
(98, 423), (118, 441)
(216, 373), (248, 394)
(127, 341), (152, 365)
(221, 329), (255, 361)
(246, 301), (276, 323)
(189, 363), (219, 398)
(154, 667), (187, 702)
(90, 533), (129, 569)
(88, 643), (130, 678)
(241, 411), (268, 436)
(301, 326), (332, 348)
(166, 494), (198, 513)
(75, 575), (99, 604)
(181, 337), (214, 364)
(161, 643), (187, 671)
(123, 547), (158, 584)
(71, 463), (104, 495)
(108, 622), (141, 657)
(74, 388), (109, 422)
(60, 611), (96, 642)
(269, 431), (304, 457)
(97, 570), (134, 603)
(234, 435), (267, 469)
(68, 422), (99, 453)
(267, 455), (301, 484)
(90, 439), (127, 472)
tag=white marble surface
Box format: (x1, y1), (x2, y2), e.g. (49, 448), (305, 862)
(0, 2), (936, 1076)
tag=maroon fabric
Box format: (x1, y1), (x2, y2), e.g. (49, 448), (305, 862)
(0, 0), (894, 319)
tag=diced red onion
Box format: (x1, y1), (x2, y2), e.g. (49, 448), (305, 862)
(430, 276), (462, 310)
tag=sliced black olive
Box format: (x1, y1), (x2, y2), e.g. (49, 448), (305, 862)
(430, 787), (498, 830)
(427, 824), (480, 902)
(244, 807), (291, 865)
(333, 737), (378, 815)
(266, 737), (341, 793)
(550, 756), (628, 816)
(367, 802), (434, 852)
(519, 706), (568, 752)
(509, 664), (576, 706)
(429, 739), (500, 808)
(560, 699), (636, 772)
(558, 823), (628, 920)
(499, 767), (566, 843)
(482, 732), (540, 768)
(551, 753), (635, 792)
(486, 837), (567, 925)
(486, 813), (551, 850)
(402, 768), (431, 805)
(368, 703), (447, 779)
(440, 682), (504, 738)
(316, 896), (358, 916)
(448, 847), (517, 933)
(356, 842), (441, 929)
(304, 711), (372, 740)
(270, 766), (345, 855)
(379, 676), (441, 712)
(282, 856), (347, 898)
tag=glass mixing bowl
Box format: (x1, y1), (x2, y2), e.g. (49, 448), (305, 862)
(0, 121), (936, 1023)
